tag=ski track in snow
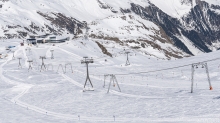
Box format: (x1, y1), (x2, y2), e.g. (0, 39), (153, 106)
(0, 60), (189, 122)
(1, 42), (220, 122)
(1, 46), (161, 122)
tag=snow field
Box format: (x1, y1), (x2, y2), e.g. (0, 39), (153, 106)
(0, 39), (220, 122)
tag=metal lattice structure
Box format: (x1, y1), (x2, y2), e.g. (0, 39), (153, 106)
(12, 51), (15, 59)
(191, 62), (212, 93)
(39, 56), (46, 72)
(125, 51), (130, 66)
(18, 57), (22, 68)
(50, 50), (54, 59)
(27, 60), (33, 71)
(104, 74), (121, 93)
(65, 63), (73, 73)
(81, 57), (94, 91)
(57, 64), (65, 73)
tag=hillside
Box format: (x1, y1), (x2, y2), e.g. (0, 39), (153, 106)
(0, 0), (220, 59)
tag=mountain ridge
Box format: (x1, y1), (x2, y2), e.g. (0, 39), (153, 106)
(0, 0), (219, 59)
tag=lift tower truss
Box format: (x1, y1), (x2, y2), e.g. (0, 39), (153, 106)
(125, 51), (130, 66)
(50, 50), (54, 59)
(27, 60), (33, 71)
(103, 74), (121, 93)
(12, 51), (15, 59)
(191, 62), (212, 93)
(39, 56), (46, 72)
(81, 57), (94, 91)
(18, 57), (22, 68)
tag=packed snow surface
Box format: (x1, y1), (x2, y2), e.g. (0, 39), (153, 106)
(0, 39), (220, 123)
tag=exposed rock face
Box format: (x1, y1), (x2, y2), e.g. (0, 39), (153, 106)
(180, 0), (193, 5)
(37, 12), (84, 35)
(131, 3), (193, 55)
(97, 0), (118, 13)
(0, 0), (220, 59)
(182, 0), (220, 52)
(130, 0), (220, 55)
(96, 41), (112, 57)
(131, 1), (220, 54)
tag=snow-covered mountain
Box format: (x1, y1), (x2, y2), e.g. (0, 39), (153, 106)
(0, 0), (220, 59)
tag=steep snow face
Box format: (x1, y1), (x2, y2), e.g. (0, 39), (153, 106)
(89, 14), (185, 59)
(0, 0), (149, 35)
(0, 0), (148, 23)
(0, 0), (114, 30)
(148, 0), (195, 19)
(202, 0), (220, 5)
(149, 0), (220, 19)
(90, 14), (158, 41)
(2, 0), (113, 21)
(102, 0), (150, 11)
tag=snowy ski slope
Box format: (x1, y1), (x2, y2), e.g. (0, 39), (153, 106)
(0, 38), (220, 123)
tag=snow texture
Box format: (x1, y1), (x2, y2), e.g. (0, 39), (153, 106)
(0, 38), (220, 123)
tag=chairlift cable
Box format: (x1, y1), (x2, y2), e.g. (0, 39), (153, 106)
(91, 57), (220, 76)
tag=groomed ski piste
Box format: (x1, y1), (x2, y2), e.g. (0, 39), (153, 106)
(1, 38), (220, 123)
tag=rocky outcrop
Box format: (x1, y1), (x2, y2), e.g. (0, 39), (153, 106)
(182, 0), (220, 52)
(96, 41), (112, 57)
(97, 0), (118, 13)
(131, 3), (193, 55)
(37, 12), (84, 35)
(130, 0), (220, 55)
